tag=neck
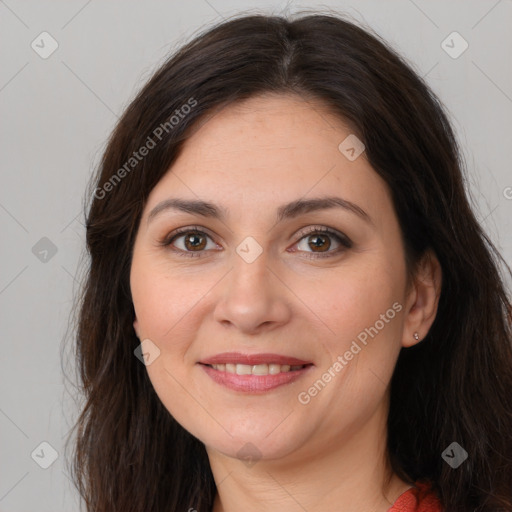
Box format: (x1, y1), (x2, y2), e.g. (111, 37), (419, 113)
(207, 399), (412, 512)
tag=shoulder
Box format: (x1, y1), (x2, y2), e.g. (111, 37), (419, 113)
(388, 481), (443, 512)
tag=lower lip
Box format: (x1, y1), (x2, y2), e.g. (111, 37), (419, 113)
(200, 364), (313, 392)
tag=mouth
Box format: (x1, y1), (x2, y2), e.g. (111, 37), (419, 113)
(198, 352), (314, 392)
(202, 362), (311, 375)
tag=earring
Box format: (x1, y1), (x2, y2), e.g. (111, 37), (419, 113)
(413, 332), (420, 341)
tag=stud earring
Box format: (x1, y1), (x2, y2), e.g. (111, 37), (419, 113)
(413, 332), (420, 341)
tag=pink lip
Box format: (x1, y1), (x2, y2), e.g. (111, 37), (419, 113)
(200, 364), (313, 392)
(200, 352), (312, 366)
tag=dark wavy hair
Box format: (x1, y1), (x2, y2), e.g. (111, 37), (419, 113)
(65, 11), (512, 512)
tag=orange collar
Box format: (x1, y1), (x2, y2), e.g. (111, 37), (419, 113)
(388, 482), (443, 512)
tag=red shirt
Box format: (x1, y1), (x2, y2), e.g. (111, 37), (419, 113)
(388, 482), (443, 511)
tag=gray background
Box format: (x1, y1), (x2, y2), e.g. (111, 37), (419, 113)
(1, 1), (511, 510)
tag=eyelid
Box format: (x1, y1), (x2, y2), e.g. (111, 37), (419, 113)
(161, 225), (214, 243)
(295, 225), (352, 246)
(290, 225), (352, 258)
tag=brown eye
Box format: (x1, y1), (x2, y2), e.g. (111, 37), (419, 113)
(164, 228), (217, 258)
(182, 232), (207, 251)
(306, 233), (332, 252)
(293, 227), (352, 258)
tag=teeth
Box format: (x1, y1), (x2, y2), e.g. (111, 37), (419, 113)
(269, 363), (281, 375)
(236, 364), (252, 375)
(252, 364), (268, 375)
(210, 363), (306, 375)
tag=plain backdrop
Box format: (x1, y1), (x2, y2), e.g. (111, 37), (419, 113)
(0, 1), (511, 510)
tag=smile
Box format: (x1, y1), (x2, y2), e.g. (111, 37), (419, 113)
(199, 362), (314, 392)
(207, 363), (307, 375)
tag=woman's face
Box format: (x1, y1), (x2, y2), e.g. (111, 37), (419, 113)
(130, 93), (419, 463)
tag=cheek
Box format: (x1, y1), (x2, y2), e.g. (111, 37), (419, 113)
(130, 257), (208, 431)
(131, 255), (213, 343)
(292, 258), (405, 348)
(291, 257), (406, 420)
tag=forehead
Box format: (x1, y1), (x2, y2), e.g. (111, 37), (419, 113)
(184, 93), (356, 157)
(143, 93), (392, 226)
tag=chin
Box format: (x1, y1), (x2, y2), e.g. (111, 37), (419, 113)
(199, 425), (310, 464)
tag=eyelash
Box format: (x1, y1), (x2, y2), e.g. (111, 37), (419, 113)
(160, 225), (352, 259)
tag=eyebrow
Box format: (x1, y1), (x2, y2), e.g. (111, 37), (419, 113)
(147, 196), (371, 225)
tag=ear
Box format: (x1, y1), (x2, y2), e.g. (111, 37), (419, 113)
(402, 249), (442, 348)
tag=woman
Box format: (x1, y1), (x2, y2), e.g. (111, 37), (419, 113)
(68, 12), (512, 512)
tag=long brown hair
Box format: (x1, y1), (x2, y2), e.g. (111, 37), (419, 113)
(65, 12), (512, 512)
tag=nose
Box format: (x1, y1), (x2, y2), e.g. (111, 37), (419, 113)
(213, 248), (292, 335)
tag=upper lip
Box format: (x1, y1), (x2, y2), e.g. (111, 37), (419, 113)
(199, 352), (312, 366)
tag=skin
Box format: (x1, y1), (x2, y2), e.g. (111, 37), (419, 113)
(130, 93), (442, 512)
